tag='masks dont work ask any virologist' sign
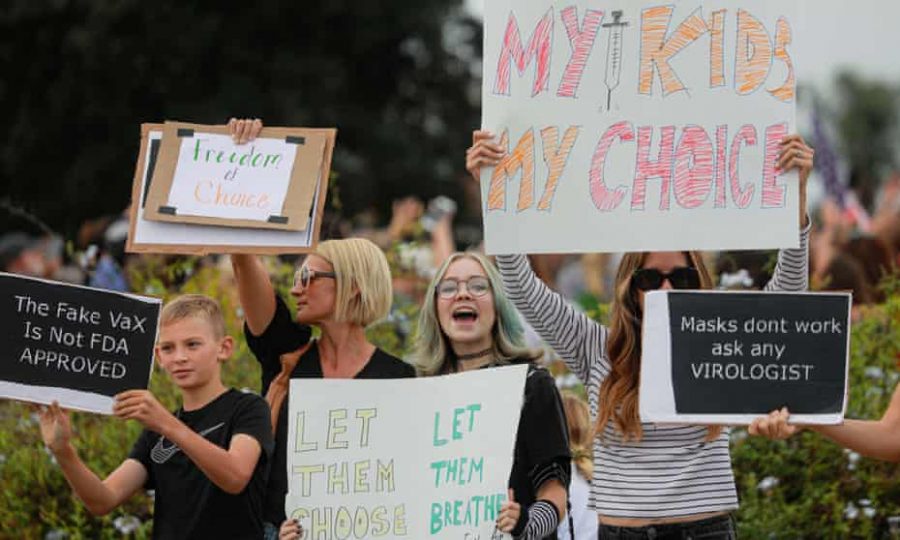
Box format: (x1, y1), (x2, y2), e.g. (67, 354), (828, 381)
(0, 273), (160, 414)
(285, 365), (528, 540)
(640, 290), (852, 425)
(481, 0), (801, 254)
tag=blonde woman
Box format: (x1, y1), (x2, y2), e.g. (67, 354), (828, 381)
(229, 118), (415, 537)
(558, 392), (598, 540)
(467, 130), (813, 539)
(414, 252), (571, 540)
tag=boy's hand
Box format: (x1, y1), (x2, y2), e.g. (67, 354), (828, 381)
(39, 401), (73, 454)
(113, 390), (177, 435)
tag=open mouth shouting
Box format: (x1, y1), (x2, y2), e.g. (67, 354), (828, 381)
(451, 306), (479, 325)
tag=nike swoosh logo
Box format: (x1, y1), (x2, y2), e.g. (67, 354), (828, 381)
(150, 422), (226, 464)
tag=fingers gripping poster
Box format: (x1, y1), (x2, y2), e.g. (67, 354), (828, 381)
(285, 365), (528, 540)
(481, 0), (801, 254)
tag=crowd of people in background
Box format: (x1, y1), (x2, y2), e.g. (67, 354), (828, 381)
(8, 116), (900, 539)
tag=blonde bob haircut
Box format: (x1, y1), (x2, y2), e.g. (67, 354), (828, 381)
(160, 294), (226, 339)
(414, 252), (541, 376)
(313, 238), (392, 327)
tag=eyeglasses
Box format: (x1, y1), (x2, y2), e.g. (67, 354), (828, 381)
(631, 267), (700, 291)
(293, 265), (337, 289)
(436, 276), (491, 299)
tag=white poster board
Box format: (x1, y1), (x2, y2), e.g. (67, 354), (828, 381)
(640, 290), (851, 425)
(128, 129), (321, 254)
(164, 133), (296, 222)
(285, 365), (529, 540)
(481, 1), (801, 254)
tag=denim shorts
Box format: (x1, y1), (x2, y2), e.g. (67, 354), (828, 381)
(598, 514), (736, 540)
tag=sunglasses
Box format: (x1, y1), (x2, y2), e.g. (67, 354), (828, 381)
(631, 267), (700, 291)
(293, 265), (337, 289)
(436, 276), (491, 299)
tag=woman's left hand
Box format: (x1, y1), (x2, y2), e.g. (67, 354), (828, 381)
(496, 489), (521, 533)
(778, 134), (814, 228)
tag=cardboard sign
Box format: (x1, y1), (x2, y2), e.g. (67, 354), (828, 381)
(640, 290), (851, 424)
(285, 365), (528, 540)
(0, 273), (161, 414)
(127, 124), (334, 255)
(481, 1), (801, 254)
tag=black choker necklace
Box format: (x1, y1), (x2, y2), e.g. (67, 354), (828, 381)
(457, 347), (493, 361)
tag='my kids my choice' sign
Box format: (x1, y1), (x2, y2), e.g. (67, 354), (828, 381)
(285, 365), (528, 540)
(481, 0), (801, 253)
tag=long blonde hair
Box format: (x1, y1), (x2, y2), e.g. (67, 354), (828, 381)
(413, 252), (541, 375)
(596, 251), (721, 442)
(561, 392), (593, 481)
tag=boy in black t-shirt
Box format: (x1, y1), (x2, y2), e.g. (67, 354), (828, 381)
(39, 294), (274, 539)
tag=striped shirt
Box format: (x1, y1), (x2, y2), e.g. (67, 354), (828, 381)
(496, 227), (809, 519)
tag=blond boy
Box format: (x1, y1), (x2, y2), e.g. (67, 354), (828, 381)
(40, 294), (273, 539)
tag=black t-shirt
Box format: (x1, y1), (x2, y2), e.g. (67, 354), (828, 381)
(245, 294), (416, 524)
(128, 389), (274, 540)
(507, 362), (572, 540)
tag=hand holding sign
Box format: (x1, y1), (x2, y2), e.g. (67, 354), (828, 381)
(466, 130), (505, 181)
(228, 118), (263, 145)
(496, 488), (520, 533)
(113, 390), (178, 435)
(749, 407), (799, 440)
(39, 401), (74, 454)
(776, 135), (814, 227)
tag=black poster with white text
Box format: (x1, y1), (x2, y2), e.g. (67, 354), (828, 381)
(0, 273), (160, 413)
(640, 290), (851, 424)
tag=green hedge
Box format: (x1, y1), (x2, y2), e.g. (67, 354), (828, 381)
(1, 260), (898, 538)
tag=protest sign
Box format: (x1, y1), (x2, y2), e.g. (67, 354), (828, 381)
(0, 273), (161, 414)
(285, 364), (528, 540)
(127, 123), (334, 255)
(481, 1), (801, 254)
(640, 290), (851, 424)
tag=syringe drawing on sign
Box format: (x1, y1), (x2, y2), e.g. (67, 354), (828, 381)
(602, 10), (629, 112)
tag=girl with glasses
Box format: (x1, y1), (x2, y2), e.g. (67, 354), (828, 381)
(466, 130), (814, 539)
(414, 252), (572, 540)
(228, 119), (415, 540)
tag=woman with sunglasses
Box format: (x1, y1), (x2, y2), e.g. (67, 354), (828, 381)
(230, 109), (414, 540)
(414, 251), (571, 540)
(467, 131), (813, 539)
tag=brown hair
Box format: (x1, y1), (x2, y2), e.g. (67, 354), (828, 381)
(596, 251), (722, 442)
(561, 392), (593, 481)
(160, 294), (226, 339)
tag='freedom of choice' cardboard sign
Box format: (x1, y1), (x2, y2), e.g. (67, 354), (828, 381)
(640, 290), (851, 425)
(285, 365), (528, 539)
(0, 273), (161, 414)
(127, 123), (335, 255)
(481, 1), (801, 254)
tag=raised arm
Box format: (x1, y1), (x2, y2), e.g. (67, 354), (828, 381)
(231, 254), (277, 336)
(765, 134), (814, 292)
(226, 117), (278, 336)
(467, 130), (608, 381)
(40, 402), (147, 515)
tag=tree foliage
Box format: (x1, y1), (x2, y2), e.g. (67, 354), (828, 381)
(0, 0), (482, 235)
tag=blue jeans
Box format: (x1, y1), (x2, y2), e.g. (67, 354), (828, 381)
(598, 514), (736, 540)
(263, 521), (278, 540)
